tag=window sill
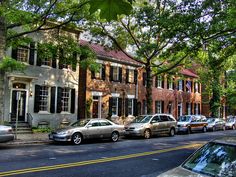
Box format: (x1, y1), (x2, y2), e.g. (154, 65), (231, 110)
(38, 111), (50, 115)
(60, 112), (71, 115)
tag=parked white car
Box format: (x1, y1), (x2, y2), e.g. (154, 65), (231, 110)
(0, 125), (14, 143)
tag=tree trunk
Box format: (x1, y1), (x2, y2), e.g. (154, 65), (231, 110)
(145, 63), (153, 114)
(0, 17), (6, 124)
(209, 71), (221, 117)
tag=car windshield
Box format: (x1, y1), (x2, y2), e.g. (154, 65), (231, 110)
(132, 115), (152, 123)
(227, 118), (235, 123)
(182, 142), (236, 177)
(70, 119), (90, 127)
(207, 118), (216, 123)
(178, 116), (191, 122)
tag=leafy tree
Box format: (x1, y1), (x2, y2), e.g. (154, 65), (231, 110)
(86, 0), (203, 114)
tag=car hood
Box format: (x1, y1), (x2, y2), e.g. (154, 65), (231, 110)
(207, 122), (215, 126)
(0, 125), (12, 130)
(126, 123), (146, 128)
(177, 122), (189, 126)
(226, 122), (233, 126)
(157, 166), (207, 177)
(53, 126), (78, 133)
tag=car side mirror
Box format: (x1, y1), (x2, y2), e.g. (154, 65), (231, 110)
(151, 120), (157, 124)
(86, 124), (92, 128)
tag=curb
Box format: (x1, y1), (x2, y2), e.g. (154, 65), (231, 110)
(6, 140), (51, 145)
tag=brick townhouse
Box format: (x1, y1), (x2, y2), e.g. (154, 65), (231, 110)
(138, 68), (201, 119)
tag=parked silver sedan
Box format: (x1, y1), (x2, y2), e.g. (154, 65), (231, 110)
(207, 118), (226, 131)
(125, 114), (177, 139)
(49, 118), (124, 145)
(0, 125), (14, 143)
(226, 117), (236, 130)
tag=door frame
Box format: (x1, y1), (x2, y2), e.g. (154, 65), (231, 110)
(10, 83), (29, 122)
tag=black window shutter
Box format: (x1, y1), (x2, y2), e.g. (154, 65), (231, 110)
(110, 66), (113, 81)
(36, 50), (42, 66)
(50, 87), (56, 113)
(11, 48), (18, 60)
(108, 97), (113, 116)
(126, 69), (129, 83)
(155, 101), (158, 113)
(173, 78), (175, 90)
(102, 65), (106, 80)
(186, 102), (188, 114)
(91, 70), (95, 79)
(70, 89), (75, 113)
(162, 76), (164, 88)
(155, 76), (158, 87)
(29, 42), (35, 65)
(119, 67), (122, 83)
(57, 87), (62, 113)
(118, 98), (122, 116)
(167, 78), (169, 89)
(133, 99), (138, 116)
(161, 101), (164, 113)
(72, 52), (77, 71)
(194, 103), (196, 114)
(125, 98), (128, 117)
(134, 70), (138, 84)
(59, 48), (64, 69)
(198, 83), (200, 93)
(34, 85), (41, 113)
(52, 59), (57, 68)
(143, 73), (147, 86)
(182, 80), (185, 91)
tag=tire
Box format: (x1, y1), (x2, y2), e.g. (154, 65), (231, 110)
(169, 128), (175, 137)
(144, 129), (151, 139)
(232, 125), (235, 130)
(186, 127), (191, 134)
(71, 132), (82, 145)
(202, 126), (207, 133)
(111, 131), (119, 142)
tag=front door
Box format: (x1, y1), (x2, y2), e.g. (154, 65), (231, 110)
(11, 90), (26, 122)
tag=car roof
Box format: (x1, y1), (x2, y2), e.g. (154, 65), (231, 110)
(212, 136), (236, 146)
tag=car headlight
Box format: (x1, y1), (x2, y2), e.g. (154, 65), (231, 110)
(57, 130), (72, 135)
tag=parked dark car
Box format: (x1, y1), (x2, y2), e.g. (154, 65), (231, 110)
(124, 114), (177, 139)
(225, 116), (236, 130)
(49, 118), (124, 145)
(207, 118), (226, 131)
(177, 115), (208, 134)
(158, 136), (236, 177)
(0, 125), (14, 143)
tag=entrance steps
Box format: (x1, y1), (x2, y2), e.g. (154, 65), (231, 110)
(10, 122), (33, 134)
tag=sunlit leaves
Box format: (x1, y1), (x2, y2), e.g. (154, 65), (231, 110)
(88, 0), (132, 21)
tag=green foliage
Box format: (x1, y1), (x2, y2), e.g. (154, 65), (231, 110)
(89, 0), (132, 21)
(0, 56), (26, 72)
(32, 127), (52, 133)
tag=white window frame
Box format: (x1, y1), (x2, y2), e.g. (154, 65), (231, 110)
(156, 101), (162, 114)
(178, 80), (183, 91)
(113, 66), (119, 81)
(128, 69), (135, 83)
(112, 97), (119, 116)
(195, 82), (199, 93)
(39, 86), (50, 112)
(61, 88), (71, 113)
(178, 102), (183, 116)
(17, 47), (29, 63)
(168, 78), (173, 90)
(95, 66), (103, 79)
(195, 103), (199, 115)
(128, 99), (134, 116)
(187, 103), (191, 115)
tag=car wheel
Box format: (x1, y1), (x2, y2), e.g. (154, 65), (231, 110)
(232, 125), (235, 130)
(111, 131), (119, 142)
(187, 127), (191, 134)
(71, 133), (82, 145)
(202, 126), (207, 133)
(144, 129), (151, 139)
(169, 128), (175, 137)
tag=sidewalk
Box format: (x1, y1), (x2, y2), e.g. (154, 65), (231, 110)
(7, 132), (50, 145)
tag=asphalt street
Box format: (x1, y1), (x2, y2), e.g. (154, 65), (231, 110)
(0, 130), (236, 177)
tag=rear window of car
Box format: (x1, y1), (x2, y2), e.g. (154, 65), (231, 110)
(182, 142), (236, 177)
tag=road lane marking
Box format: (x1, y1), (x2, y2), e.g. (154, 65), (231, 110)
(0, 143), (202, 176)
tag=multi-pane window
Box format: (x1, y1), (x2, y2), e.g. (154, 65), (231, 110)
(187, 103), (191, 115)
(168, 78), (173, 89)
(128, 70), (134, 83)
(195, 82), (199, 93)
(155, 101), (162, 113)
(178, 80), (183, 91)
(62, 88), (70, 112)
(17, 48), (29, 62)
(168, 102), (173, 114)
(41, 57), (52, 66)
(128, 99), (134, 115)
(157, 76), (162, 88)
(178, 102), (183, 117)
(95, 67), (103, 79)
(39, 86), (49, 111)
(112, 97), (119, 115)
(113, 67), (119, 81)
